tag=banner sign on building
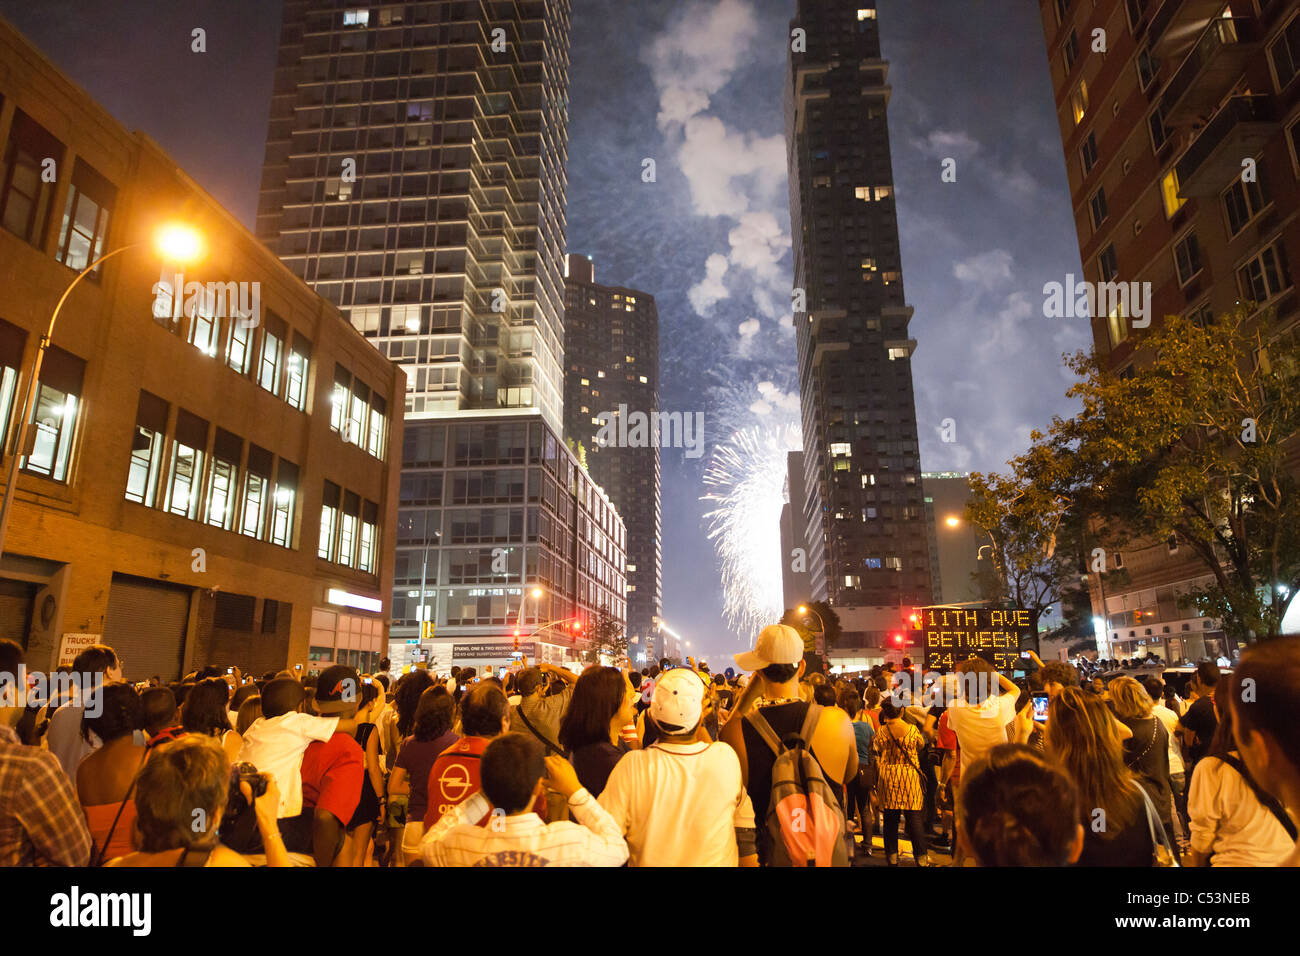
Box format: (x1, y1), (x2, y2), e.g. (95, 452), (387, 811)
(920, 608), (1035, 671)
(452, 642), (536, 661)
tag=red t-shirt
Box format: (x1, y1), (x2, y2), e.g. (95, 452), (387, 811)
(423, 736), (546, 828)
(936, 711), (961, 785)
(301, 732), (364, 825)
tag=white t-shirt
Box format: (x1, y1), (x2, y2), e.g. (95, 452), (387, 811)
(236, 712), (339, 817)
(598, 740), (755, 867)
(1151, 704), (1185, 775)
(945, 690), (1020, 777)
(1187, 754), (1294, 866)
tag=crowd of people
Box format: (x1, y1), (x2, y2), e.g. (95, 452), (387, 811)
(1, 626), (1297, 867)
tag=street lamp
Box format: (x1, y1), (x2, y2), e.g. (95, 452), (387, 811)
(796, 603), (826, 635)
(944, 516), (961, 528)
(0, 223), (204, 557)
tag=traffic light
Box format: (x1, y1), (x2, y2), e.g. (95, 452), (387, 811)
(892, 633), (905, 646)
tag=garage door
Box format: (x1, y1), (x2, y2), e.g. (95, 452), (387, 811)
(0, 578), (36, 647)
(102, 574), (191, 681)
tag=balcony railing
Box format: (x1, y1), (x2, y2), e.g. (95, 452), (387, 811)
(1176, 95), (1277, 198)
(1150, 0), (1236, 60)
(1160, 18), (1259, 126)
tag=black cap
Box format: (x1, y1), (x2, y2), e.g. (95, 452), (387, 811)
(315, 665), (361, 713)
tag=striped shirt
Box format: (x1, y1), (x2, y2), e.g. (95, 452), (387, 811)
(420, 789), (628, 867)
(0, 726), (92, 867)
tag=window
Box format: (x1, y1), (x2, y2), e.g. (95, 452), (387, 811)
(1089, 188), (1108, 229)
(1268, 12), (1300, 90)
(888, 347), (910, 360)
(1174, 234), (1202, 287)
(331, 365), (351, 433)
(358, 500), (378, 573)
(1097, 244), (1119, 283)
(242, 445), (272, 539)
(165, 411), (209, 519)
(21, 346), (84, 483)
(1080, 132), (1098, 176)
(343, 9), (370, 27)
(1108, 303), (1129, 349)
(185, 285), (218, 357)
(55, 160), (115, 275)
(830, 442), (852, 457)
(1222, 173), (1268, 236)
(348, 380), (369, 448)
(271, 460), (297, 548)
(0, 320), (28, 455)
(1063, 30), (1079, 72)
(125, 391), (168, 506)
(205, 429), (241, 530)
(226, 316), (255, 378)
(319, 481), (341, 559)
(1161, 169), (1185, 218)
(338, 492), (361, 567)
(285, 334), (311, 410)
(1070, 80), (1088, 126)
(0, 110), (64, 248)
(367, 394), (387, 459)
(258, 313), (286, 393)
(1148, 107), (1169, 154)
(1136, 47), (1160, 91)
(1238, 241), (1293, 303)
(1055, 0), (1072, 25)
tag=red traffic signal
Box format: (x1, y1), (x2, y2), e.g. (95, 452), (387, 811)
(893, 633), (905, 646)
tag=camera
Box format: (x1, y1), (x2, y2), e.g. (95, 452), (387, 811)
(230, 761), (268, 800)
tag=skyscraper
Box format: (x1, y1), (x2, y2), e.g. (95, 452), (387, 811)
(1037, 0), (1300, 660)
(256, 0), (571, 431)
(254, 2), (622, 668)
(562, 254), (661, 661)
(785, 1), (932, 611)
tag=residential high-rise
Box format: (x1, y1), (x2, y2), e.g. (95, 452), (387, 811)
(921, 473), (982, 606)
(780, 450), (812, 610)
(785, 1), (932, 612)
(1037, 0), (1300, 660)
(253, 2), (619, 664)
(562, 254), (660, 661)
(256, 1), (571, 431)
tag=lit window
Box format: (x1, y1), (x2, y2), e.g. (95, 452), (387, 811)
(186, 285), (218, 357)
(1070, 80), (1088, 126)
(125, 391), (167, 507)
(597, 370), (605, 378)
(358, 500), (378, 572)
(331, 366), (352, 433)
(1161, 170), (1186, 218)
(343, 9), (370, 27)
(639, 375), (648, 384)
(206, 456), (237, 530)
(270, 460), (297, 547)
(348, 380), (370, 449)
(830, 442), (852, 457)
(1108, 304), (1128, 349)
(857, 8), (876, 19)
(242, 472), (267, 538)
(319, 481), (341, 560)
(21, 347), (85, 484)
(55, 160), (114, 274)
(227, 318), (253, 375)
(888, 347), (909, 360)
(0, 110), (63, 249)
(258, 317), (285, 393)
(862, 474), (876, 487)
(338, 493), (360, 567)
(367, 395), (387, 459)
(285, 336), (310, 411)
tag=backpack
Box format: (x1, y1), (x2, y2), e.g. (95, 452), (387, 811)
(747, 703), (848, 867)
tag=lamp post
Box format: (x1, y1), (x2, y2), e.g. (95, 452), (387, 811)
(796, 603), (825, 656)
(0, 224), (203, 558)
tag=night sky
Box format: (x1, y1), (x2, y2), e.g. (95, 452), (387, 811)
(0, 0), (1089, 665)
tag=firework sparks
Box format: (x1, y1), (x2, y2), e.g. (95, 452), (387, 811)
(701, 424), (802, 641)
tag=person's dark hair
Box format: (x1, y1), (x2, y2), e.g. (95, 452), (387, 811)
(836, 685), (863, 717)
(170, 681), (195, 709)
(260, 677), (306, 718)
(462, 683), (509, 737)
(1195, 660), (1221, 690)
(235, 695), (262, 736)
(1139, 675), (1164, 703)
(413, 686), (455, 742)
(1206, 676), (1238, 762)
(358, 679), (380, 710)
(516, 666), (547, 698)
(760, 662), (798, 683)
(140, 687), (179, 736)
(864, 684), (881, 708)
(959, 744), (1081, 866)
(659, 658), (670, 670)
(480, 733), (545, 815)
(82, 682), (141, 744)
(813, 682), (837, 707)
(230, 684), (259, 712)
(1040, 661), (1079, 689)
(394, 669), (435, 737)
(559, 667), (626, 752)
(379, 658), (391, 671)
(450, 666), (461, 679)
(181, 678), (232, 737)
(879, 697), (903, 721)
(648, 665), (660, 679)
(134, 736), (228, 852)
(374, 673), (391, 692)
(1230, 635), (1300, 771)
(72, 644), (119, 676)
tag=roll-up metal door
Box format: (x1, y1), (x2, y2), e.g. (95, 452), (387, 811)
(102, 574), (191, 681)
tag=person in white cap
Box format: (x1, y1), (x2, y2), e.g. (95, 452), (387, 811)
(720, 624), (857, 865)
(597, 668), (757, 866)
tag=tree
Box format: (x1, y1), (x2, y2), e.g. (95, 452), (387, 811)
(1047, 306), (1300, 643)
(781, 601), (842, 654)
(585, 605), (627, 664)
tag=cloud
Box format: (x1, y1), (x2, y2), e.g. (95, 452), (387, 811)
(688, 253), (731, 315)
(644, 0), (759, 129)
(755, 380), (801, 416)
(738, 317), (760, 338)
(912, 129), (979, 159)
(952, 249), (1015, 290)
(676, 115), (786, 218)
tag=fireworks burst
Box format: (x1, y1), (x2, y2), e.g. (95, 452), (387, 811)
(701, 423), (803, 642)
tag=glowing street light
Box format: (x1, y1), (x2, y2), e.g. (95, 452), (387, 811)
(945, 515), (961, 528)
(155, 222), (204, 263)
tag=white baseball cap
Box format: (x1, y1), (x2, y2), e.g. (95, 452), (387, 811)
(649, 668), (706, 734)
(734, 624), (805, 672)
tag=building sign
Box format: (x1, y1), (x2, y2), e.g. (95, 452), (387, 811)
(920, 608), (1035, 671)
(57, 633), (103, 667)
(452, 642), (536, 661)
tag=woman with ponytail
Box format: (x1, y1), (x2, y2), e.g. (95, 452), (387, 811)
(77, 681), (147, 864)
